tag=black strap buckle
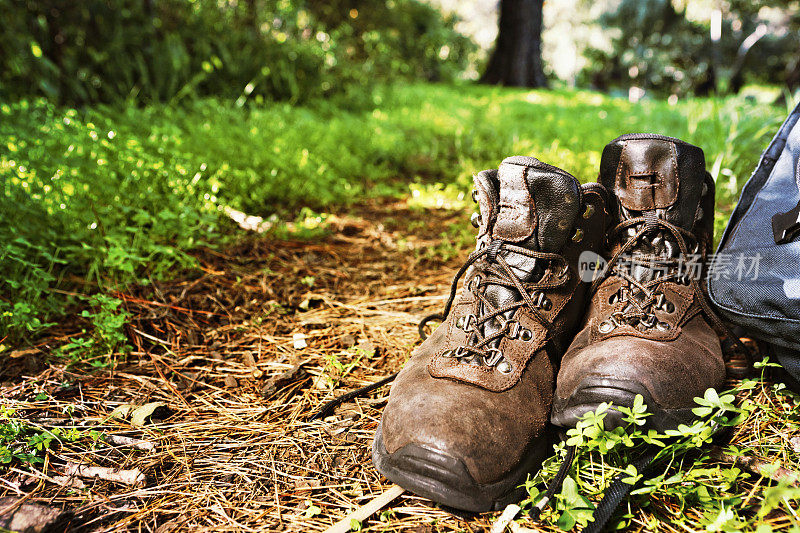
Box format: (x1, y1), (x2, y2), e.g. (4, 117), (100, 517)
(772, 199), (800, 244)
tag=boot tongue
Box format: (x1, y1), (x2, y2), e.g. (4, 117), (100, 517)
(477, 157), (581, 349)
(492, 156), (580, 255)
(598, 134), (706, 283)
(598, 134), (706, 233)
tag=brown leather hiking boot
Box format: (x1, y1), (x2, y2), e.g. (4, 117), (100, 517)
(551, 134), (726, 432)
(372, 156), (608, 512)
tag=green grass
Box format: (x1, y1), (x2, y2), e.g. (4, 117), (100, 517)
(0, 83), (790, 344)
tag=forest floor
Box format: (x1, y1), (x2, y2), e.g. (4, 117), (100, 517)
(2, 198), (800, 532)
(1, 199), (505, 532)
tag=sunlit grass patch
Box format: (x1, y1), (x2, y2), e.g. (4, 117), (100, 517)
(0, 83), (789, 342)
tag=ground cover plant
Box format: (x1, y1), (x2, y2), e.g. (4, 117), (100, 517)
(2, 83), (800, 531)
(527, 367), (800, 531)
(0, 83), (788, 344)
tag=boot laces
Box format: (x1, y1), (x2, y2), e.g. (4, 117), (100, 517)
(597, 218), (698, 332)
(421, 240), (570, 372)
(313, 240), (569, 419)
(592, 216), (744, 349)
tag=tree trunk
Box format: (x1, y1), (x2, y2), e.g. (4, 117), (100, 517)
(480, 0), (547, 88)
(245, 0), (258, 31)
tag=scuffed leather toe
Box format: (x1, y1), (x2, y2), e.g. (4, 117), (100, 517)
(381, 346), (552, 485)
(553, 315), (725, 430)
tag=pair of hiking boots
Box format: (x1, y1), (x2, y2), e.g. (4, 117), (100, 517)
(372, 134), (726, 512)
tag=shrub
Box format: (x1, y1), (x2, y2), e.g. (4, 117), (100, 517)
(0, 0), (474, 106)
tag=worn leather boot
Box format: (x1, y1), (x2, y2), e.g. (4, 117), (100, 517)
(551, 134), (726, 432)
(372, 156), (608, 512)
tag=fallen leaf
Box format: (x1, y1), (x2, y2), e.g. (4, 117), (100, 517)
(791, 436), (800, 454)
(312, 374), (330, 391)
(62, 462), (146, 487)
(0, 497), (72, 533)
(338, 408), (361, 421)
(224, 375), (239, 388)
(8, 348), (39, 359)
(109, 404), (132, 420)
(300, 317), (327, 328)
(262, 365), (307, 398)
(51, 475), (87, 490)
(107, 435), (156, 452)
(491, 504), (521, 533)
(357, 339), (376, 357)
(242, 351), (256, 367)
(294, 478), (321, 492)
(298, 293), (325, 311)
(131, 402), (168, 426)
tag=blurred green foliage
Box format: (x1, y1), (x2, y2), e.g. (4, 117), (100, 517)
(307, 0), (476, 83)
(581, 0), (800, 97)
(582, 0), (716, 96)
(0, 84), (786, 342)
(0, 0), (474, 105)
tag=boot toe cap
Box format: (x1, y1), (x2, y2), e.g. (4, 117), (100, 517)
(380, 379), (543, 485)
(553, 328), (725, 430)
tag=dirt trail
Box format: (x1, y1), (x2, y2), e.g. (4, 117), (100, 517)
(1, 200), (508, 532)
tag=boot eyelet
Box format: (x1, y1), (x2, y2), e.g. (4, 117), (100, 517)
(572, 228), (584, 242)
(665, 302), (675, 313)
(598, 320), (615, 334)
(583, 204), (595, 219)
(656, 321), (670, 331)
(471, 189), (479, 203)
(442, 349), (454, 357)
(609, 293), (617, 305)
(520, 329), (533, 341)
(469, 274), (482, 291)
(456, 316), (465, 329)
(541, 298), (552, 311)
(462, 314), (476, 333)
(496, 360), (513, 374)
(470, 212), (481, 228)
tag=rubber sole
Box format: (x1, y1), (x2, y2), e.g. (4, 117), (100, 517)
(372, 423), (550, 513)
(550, 378), (697, 432)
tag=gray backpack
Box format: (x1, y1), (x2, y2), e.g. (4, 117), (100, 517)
(709, 101), (800, 386)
